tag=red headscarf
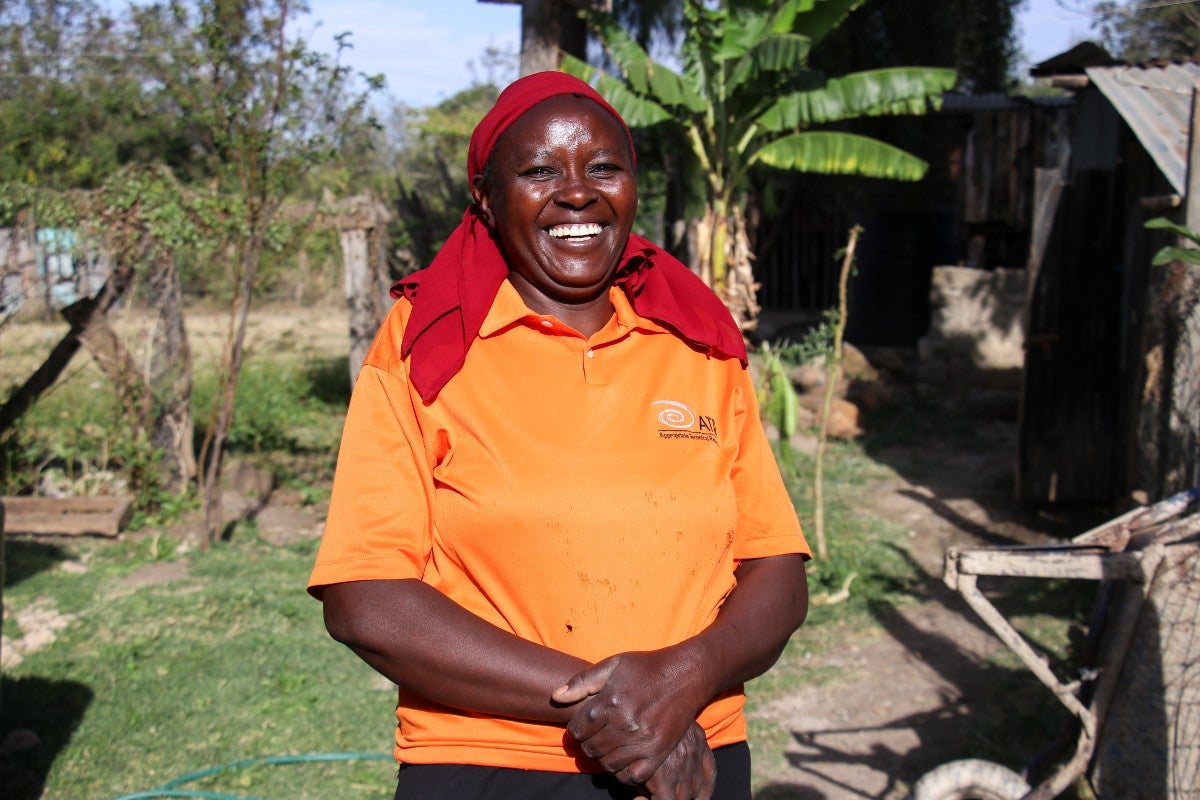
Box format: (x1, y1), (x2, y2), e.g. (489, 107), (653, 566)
(393, 71), (747, 402)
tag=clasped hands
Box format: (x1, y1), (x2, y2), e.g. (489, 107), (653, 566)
(552, 648), (717, 800)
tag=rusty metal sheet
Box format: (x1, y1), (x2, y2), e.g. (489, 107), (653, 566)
(1086, 62), (1199, 195)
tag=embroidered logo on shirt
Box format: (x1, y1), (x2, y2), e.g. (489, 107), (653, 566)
(652, 400), (718, 445)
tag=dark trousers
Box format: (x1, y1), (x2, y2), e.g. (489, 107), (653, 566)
(393, 741), (751, 800)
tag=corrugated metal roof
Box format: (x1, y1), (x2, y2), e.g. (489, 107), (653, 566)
(1085, 62), (1199, 194)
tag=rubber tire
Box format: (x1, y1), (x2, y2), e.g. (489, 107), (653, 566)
(908, 759), (1032, 800)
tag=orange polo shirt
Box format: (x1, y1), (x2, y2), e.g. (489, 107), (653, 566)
(309, 280), (809, 772)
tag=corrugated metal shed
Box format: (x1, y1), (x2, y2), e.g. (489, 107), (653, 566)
(1085, 61), (1199, 194)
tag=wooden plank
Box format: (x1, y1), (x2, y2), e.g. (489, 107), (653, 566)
(954, 547), (1146, 581)
(0, 496), (133, 537)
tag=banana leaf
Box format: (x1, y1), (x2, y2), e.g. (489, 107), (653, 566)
(759, 67), (957, 130)
(753, 131), (929, 180)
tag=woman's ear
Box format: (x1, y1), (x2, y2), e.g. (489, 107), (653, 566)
(471, 174), (494, 228)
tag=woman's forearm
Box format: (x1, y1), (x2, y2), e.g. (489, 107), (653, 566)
(688, 553), (809, 698)
(322, 578), (588, 722)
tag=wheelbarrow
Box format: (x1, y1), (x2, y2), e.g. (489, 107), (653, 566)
(909, 487), (1200, 800)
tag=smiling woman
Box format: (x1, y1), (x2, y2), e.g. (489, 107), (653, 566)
(307, 71), (811, 800)
(472, 94), (638, 333)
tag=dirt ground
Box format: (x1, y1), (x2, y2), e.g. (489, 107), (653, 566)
(750, 398), (1096, 800)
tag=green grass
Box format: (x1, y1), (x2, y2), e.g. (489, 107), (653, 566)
(2, 534), (398, 800)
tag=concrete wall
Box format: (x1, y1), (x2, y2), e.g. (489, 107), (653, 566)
(917, 266), (1028, 386)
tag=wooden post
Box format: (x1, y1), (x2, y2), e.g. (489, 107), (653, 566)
(1179, 84), (1200, 491)
(1189, 84), (1200, 233)
(329, 194), (392, 388)
(1133, 84), (1200, 500)
(340, 227), (372, 386)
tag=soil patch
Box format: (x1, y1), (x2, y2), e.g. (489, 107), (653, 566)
(751, 396), (1100, 799)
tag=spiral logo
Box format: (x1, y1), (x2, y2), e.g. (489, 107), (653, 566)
(652, 399), (695, 429)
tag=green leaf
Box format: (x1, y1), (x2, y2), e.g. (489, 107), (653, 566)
(582, 10), (654, 96)
(760, 348), (800, 437)
(581, 10), (707, 112)
(753, 132), (929, 180)
(718, 2), (778, 61)
(1151, 246), (1200, 266)
(728, 33), (812, 90)
(560, 56), (674, 128)
(760, 67), (957, 130)
(646, 62), (708, 112)
(1145, 216), (1200, 245)
(793, 0), (867, 47)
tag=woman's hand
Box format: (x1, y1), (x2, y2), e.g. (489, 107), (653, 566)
(636, 723), (716, 800)
(554, 553), (808, 785)
(553, 648), (712, 785)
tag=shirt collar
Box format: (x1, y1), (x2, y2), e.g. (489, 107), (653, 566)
(480, 280), (672, 339)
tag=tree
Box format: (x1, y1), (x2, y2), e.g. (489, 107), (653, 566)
(0, 166), (205, 497)
(565, 0), (956, 327)
(389, 84), (501, 271)
(129, 0), (378, 544)
(1087, 0), (1200, 61)
(0, 0), (195, 190)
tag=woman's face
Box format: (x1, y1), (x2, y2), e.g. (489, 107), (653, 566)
(472, 95), (637, 312)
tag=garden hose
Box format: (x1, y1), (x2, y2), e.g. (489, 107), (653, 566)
(111, 751), (393, 800)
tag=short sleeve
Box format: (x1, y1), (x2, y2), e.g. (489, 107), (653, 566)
(307, 331), (436, 598)
(730, 368), (812, 561)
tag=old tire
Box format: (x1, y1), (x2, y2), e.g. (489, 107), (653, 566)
(908, 759), (1031, 800)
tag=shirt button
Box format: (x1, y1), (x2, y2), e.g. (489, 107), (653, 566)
(586, 349), (595, 359)
(540, 319), (553, 328)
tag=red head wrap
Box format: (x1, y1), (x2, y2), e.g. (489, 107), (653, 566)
(393, 71), (747, 403)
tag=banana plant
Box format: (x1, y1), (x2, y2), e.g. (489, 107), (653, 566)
(563, 0), (957, 329)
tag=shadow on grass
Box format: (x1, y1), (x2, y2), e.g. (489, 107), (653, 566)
(3, 539), (72, 588)
(0, 675), (93, 800)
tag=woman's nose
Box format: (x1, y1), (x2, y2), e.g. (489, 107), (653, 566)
(554, 170), (597, 208)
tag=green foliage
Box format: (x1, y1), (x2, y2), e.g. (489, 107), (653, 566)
(387, 84), (501, 270)
(773, 312), (838, 365)
(1, 324), (348, 527)
(757, 343), (802, 473)
(1088, 0), (1200, 61)
(756, 314), (838, 474)
(191, 359), (347, 457)
(1146, 216), (1200, 267)
(0, 0), (195, 190)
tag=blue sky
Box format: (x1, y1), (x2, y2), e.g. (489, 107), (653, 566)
(303, 0), (1094, 108)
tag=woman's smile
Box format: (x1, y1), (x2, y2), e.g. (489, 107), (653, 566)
(547, 222), (604, 240)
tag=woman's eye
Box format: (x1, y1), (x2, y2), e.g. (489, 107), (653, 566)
(591, 163), (620, 175)
(522, 166), (555, 177)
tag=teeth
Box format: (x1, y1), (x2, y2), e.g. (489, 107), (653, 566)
(548, 223), (602, 238)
